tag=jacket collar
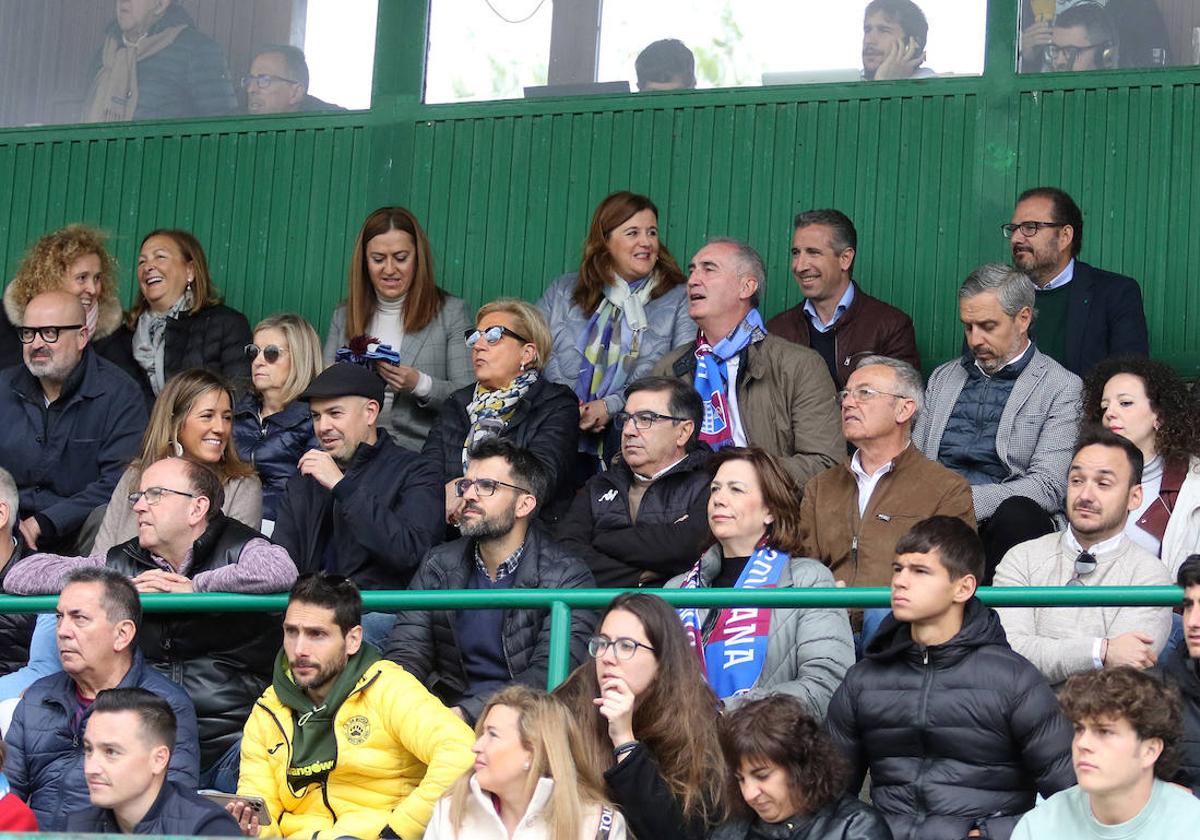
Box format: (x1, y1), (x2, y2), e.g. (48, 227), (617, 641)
(606, 446), (711, 488)
(235, 391), (312, 431)
(341, 428), (394, 474)
(866, 597), (1005, 666)
(670, 333), (768, 380)
(12, 345), (100, 406)
(461, 523), (550, 589)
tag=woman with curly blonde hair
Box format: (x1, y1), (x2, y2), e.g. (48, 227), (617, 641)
(1, 225), (123, 368)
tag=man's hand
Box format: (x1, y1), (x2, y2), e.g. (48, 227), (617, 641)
(225, 801), (261, 837)
(133, 570), (194, 593)
(298, 449), (344, 490)
(1021, 22), (1053, 66)
(1103, 632), (1158, 670)
(18, 517), (40, 551)
(579, 400), (610, 433)
(873, 35), (925, 81)
(445, 479), (464, 525)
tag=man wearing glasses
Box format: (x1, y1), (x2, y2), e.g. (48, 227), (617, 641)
(1005, 186), (1148, 376)
(386, 438), (594, 724)
(994, 428), (1172, 685)
(243, 45), (342, 115)
(556, 376), (712, 588)
(0, 291), (145, 553)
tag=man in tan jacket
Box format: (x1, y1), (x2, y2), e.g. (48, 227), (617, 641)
(799, 356), (975, 644)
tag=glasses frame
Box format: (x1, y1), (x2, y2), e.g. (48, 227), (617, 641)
(1065, 550), (1098, 587)
(1042, 42), (1112, 72)
(241, 73), (300, 90)
(1000, 221), (1066, 239)
(245, 343), (285, 363)
(127, 486), (198, 507)
(454, 477), (532, 498)
(464, 325), (530, 348)
(836, 386), (909, 405)
(613, 410), (689, 430)
(16, 324), (84, 344)
(587, 634), (656, 661)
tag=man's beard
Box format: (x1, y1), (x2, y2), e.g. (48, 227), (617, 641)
(291, 651), (349, 693)
(460, 499), (518, 541)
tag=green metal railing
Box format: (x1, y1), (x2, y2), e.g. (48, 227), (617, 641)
(4, 586), (1182, 688)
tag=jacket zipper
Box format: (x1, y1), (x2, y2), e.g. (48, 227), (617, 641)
(909, 647), (933, 840)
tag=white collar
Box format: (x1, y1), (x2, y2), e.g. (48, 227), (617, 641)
(1064, 528), (1127, 557)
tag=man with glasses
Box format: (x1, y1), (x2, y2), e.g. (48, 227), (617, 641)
(386, 438), (594, 724)
(994, 428), (1172, 685)
(4, 457), (296, 793)
(0, 291), (145, 552)
(1005, 186), (1148, 376)
(272, 362), (443, 645)
(557, 377), (711, 588)
(243, 45), (342, 115)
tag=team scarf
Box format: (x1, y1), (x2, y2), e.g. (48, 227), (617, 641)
(693, 309), (767, 450)
(677, 540), (789, 700)
(462, 369), (538, 470)
(573, 275), (654, 403)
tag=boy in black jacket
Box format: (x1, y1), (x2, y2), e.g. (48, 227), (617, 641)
(825, 516), (1075, 840)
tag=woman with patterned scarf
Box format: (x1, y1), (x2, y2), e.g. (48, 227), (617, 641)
(666, 446), (855, 719)
(423, 299), (580, 525)
(538, 192), (691, 472)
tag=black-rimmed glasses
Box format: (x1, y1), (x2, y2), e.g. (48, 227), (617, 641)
(1065, 551), (1098, 587)
(241, 73), (299, 90)
(1001, 221), (1066, 239)
(587, 634), (655, 661)
(613, 410), (688, 430)
(127, 486), (197, 507)
(454, 477), (532, 497)
(16, 325), (83, 344)
(245, 343), (286, 363)
(464, 325), (530, 348)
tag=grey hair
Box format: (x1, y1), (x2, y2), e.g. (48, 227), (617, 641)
(856, 354), (925, 419)
(706, 237), (766, 307)
(958, 262), (1035, 317)
(0, 467), (16, 527)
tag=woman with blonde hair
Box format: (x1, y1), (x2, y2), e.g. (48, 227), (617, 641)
(423, 298), (579, 523)
(234, 313), (322, 531)
(90, 369), (262, 556)
(425, 685), (626, 840)
(1, 224), (124, 369)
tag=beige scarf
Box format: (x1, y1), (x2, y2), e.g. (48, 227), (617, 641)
(84, 25), (187, 122)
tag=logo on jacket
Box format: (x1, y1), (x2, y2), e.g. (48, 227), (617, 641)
(344, 715), (370, 745)
(599, 489), (618, 503)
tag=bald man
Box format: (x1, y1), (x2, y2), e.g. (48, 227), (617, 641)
(0, 291), (145, 552)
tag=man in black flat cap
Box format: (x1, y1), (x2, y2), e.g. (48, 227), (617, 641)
(271, 363), (444, 646)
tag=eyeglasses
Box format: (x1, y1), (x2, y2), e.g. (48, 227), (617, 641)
(454, 477), (532, 497)
(245, 344), (286, 363)
(464, 325), (530, 348)
(1001, 221), (1066, 239)
(1042, 43), (1110, 71)
(241, 73), (299, 90)
(836, 386), (908, 405)
(613, 410), (688, 430)
(1065, 551), (1098, 587)
(587, 634), (656, 661)
(16, 325), (83, 344)
(127, 486), (197, 507)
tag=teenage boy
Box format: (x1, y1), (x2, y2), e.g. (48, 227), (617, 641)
(825, 516), (1074, 840)
(1155, 554), (1200, 790)
(1014, 666), (1200, 836)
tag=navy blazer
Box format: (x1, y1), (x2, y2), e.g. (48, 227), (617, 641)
(1054, 260), (1149, 376)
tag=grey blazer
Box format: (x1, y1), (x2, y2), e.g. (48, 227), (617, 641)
(323, 295), (474, 451)
(913, 347), (1082, 521)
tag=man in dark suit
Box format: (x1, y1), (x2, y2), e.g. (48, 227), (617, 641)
(1004, 186), (1149, 376)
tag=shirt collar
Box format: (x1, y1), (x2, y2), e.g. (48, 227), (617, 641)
(849, 445), (901, 482)
(1064, 528), (1127, 557)
(973, 338), (1033, 378)
(803, 282), (855, 333)
(633, 453), (689, 483)
(474, 537), (526, 582)
(1038, 258), (1075, 291)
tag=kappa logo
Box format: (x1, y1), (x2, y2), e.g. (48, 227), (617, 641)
(598, 489), (618, 503)
(344, 715), (370, 745)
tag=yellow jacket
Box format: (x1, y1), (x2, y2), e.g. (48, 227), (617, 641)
(238, 659), (474, 839)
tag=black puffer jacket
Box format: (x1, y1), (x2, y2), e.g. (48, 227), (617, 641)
(102, 303), (253, 407)
(232, 393), (316, 522)
(423, 376), (580, 521)
(556, 448), (712, 587)
(87, 5), (237, 120)
(385, 525), (595, 722)
(1155, 639), (1200, 790)
(0, 544), (34, 675)
(824, 598), (1075, 840)
(105, 516), (280, 769)
(710, 795), (894, 840)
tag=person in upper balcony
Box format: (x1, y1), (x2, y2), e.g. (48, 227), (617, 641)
(243, 45), (344, 114)
(861, 0), (936, 81)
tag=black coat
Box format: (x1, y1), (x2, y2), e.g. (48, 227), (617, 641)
(233, 392), (316, 522)
(824, 598), (1075, 840)
(65, 781), (240, 837)
(556, 448), (711, 587)
(1043, 260), (1149, 376)
(423, 376), (580, 521)
(1155, 639), (1200, 791)
(709, 795), (894, 840)
(0, 541), (34, 676)
(102, 303), (253, 407)
(272, 430), (443, 590)
(605, 742), (713, 840)
(106, 516), (280, 769)
(385, 524), (595, 722)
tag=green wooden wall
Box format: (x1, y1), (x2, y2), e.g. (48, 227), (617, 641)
(0, 1), (1196, 374)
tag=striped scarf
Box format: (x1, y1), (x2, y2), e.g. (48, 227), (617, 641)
(462, 369), (538, 470)
(573, 275), (653, 403)
(694, 309), (767, 450)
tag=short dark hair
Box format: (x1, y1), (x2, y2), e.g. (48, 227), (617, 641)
(1059, 666), (1182, 780)
(719, 694), (847, 818)
(179, 459), (225, 522)
(1074, 425), (1144, 486)
(1178, 555), (1200, 589)
(894, 516), (984, 582)
(793, 209), (858, 261)
(467, 438), (551, 506)
(91, 687), (177, 750)
(635, 39), (696, 89)
(288, 574), (362, 635)
(1054, 3), (1118, 66)
(1017, 186), (1084, 257)
(624, 376), (703, 446)
(63, 566), (142, 631)
(865, 0), (930, 49)
(253, 44), (310, 90)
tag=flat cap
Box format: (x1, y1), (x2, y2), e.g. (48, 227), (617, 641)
(298, 362), (386, 405)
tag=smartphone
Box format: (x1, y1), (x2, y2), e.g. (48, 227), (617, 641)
(199, 790), (273, 826)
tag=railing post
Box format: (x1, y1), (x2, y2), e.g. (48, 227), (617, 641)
(547, 600), (573, 690)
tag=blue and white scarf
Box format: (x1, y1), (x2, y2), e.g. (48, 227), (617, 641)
(694, 309), (767, 450)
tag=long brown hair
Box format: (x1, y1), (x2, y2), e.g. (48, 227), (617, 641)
(707, 446), (805, 554)
(571, 191), (685, 315)
(343, 206), (446, 340)
(553, 592), (725, 826)
(124, 229), (222, 329)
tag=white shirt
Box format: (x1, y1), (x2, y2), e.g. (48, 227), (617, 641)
(849, 446), (901, 518)
(1037, 258), (1075, 291)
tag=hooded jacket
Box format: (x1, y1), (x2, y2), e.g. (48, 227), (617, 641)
(824, 598), (1075, 840)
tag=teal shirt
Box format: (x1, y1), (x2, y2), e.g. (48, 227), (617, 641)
(1013, 779), (1200, 838)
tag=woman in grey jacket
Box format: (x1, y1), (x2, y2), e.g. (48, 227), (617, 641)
(537, 191), (692, 464)
(666, 446), (854, 719)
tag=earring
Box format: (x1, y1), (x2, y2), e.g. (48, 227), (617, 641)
(170, 439), (184, 457)
(523, 761), (530, 771)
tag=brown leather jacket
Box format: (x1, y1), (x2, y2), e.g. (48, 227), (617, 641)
(767, 284), (921, 387)
(799, 443), (976, 588)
